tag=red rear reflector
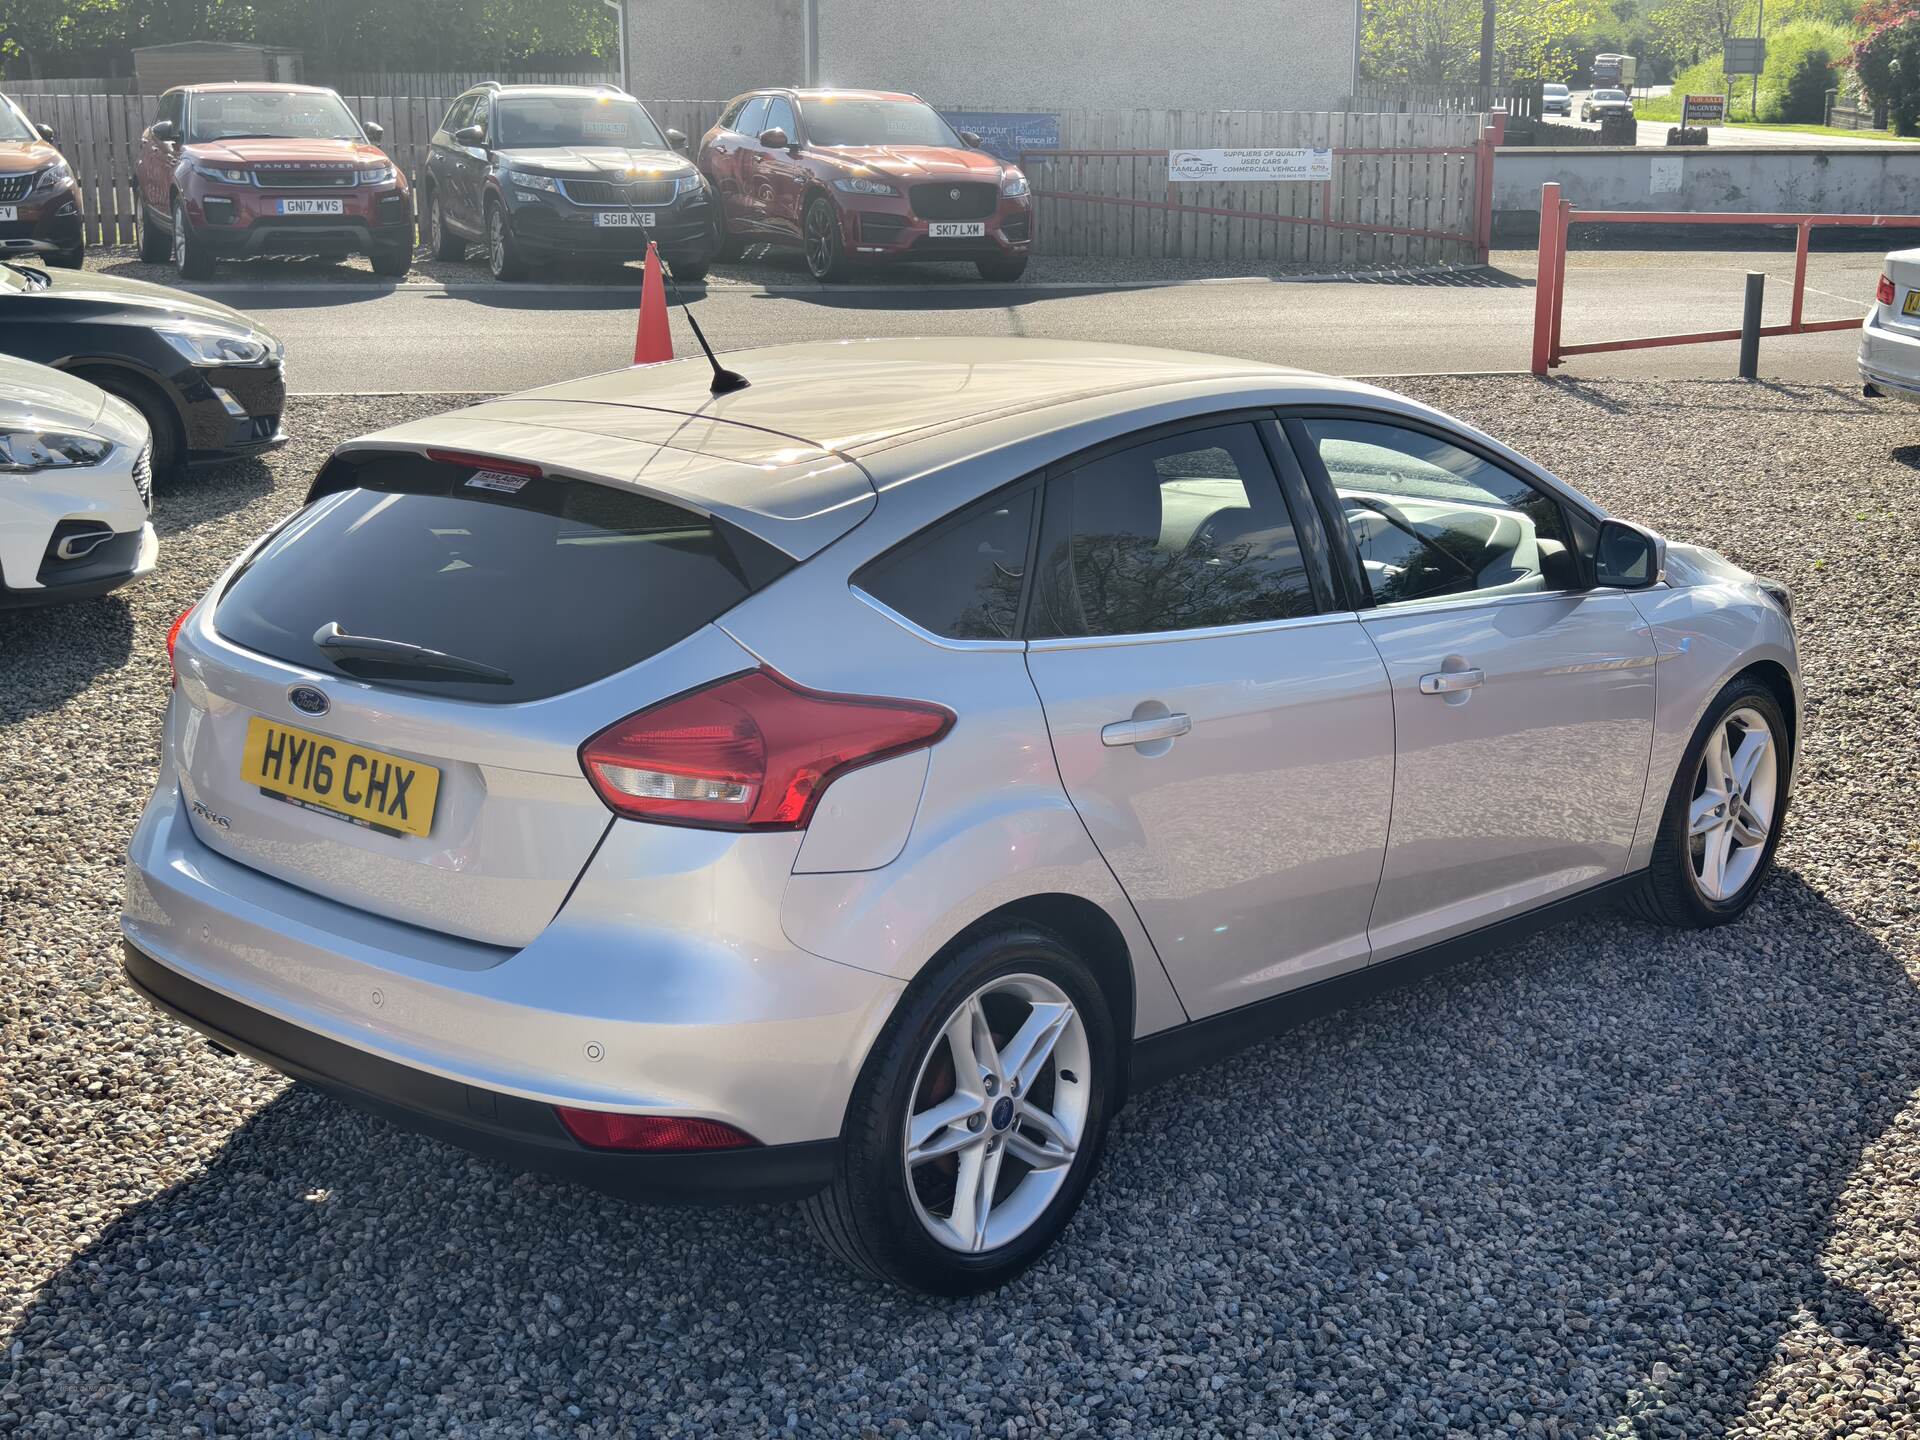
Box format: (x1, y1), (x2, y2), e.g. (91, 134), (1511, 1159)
(166, 606), (193, 688)
(580, 667), (953, 831)
(555, 1108), (757, 1152)
(1879, 274), (1897, 306)
(424, 449), (543, 478)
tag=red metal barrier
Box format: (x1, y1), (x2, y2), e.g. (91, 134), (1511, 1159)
(1529, 182), (1920, 374)
(1021, 117), (1502, 263)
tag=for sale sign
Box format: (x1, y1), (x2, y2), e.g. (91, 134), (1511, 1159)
(1168, 148), (1333, 182)
(1682, 93), (1727, 125)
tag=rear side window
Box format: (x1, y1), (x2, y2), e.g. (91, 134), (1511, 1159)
(857, 487), (1035, 640)
(215, 454), (789, 703)
(1029, 424), (1316, 639)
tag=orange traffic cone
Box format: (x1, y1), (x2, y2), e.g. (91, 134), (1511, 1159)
(633, 241), (673, 365)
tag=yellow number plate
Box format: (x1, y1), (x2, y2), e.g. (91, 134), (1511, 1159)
(240, 716), (440, 838)
(1904, 289), (1920, 316)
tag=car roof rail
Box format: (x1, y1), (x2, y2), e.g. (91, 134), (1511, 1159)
(477, 80), (503, 90)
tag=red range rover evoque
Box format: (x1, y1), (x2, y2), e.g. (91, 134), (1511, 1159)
(697, 88), (1033, 283)
(137, 83), (414, 279)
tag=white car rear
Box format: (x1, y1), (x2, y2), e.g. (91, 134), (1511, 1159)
(1861, 247), (1920, 404)
(0, 355), (157, 607)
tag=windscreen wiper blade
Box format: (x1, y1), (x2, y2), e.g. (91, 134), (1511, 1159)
(312, 621), (512, 683)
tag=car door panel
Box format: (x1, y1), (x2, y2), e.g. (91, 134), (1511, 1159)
(1020, 418), (1397, 1018)
(1359, 593), (1657, 959)
(1027, 620), (1394, 1016)
(758, 97), (804, 238)
(1285, 409), (1658, 960)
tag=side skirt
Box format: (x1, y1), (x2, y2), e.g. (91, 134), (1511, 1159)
(1128, 872), (1644, 1093)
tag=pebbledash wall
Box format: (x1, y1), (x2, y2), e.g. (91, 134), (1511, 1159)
(621, 0), (1357, 112)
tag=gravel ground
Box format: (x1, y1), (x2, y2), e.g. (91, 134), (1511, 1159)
(4, 378), (1919, 1437)
(70, 243), (1468, 290)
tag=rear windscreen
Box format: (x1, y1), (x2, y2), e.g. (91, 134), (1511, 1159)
(215, 453), (787, 703)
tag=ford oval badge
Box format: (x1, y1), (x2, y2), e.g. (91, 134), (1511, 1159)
(288, 685), (329, 717)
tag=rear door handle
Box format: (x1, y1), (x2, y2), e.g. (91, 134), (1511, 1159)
(1101, 713), (1192, 747)
(1419, 668), (1484, 695)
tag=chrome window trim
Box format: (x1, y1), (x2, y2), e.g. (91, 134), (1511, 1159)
(849, 584), (1027, 653)
(1026, 610), (1362, 653)
(1355, 586), (1655, 622)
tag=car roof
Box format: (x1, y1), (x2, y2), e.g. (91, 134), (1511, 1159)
(769, 88), (922, 104)
(335, 339), (1419, 558)
(175, 82), (339, 96)
(488, 84), (632, 98)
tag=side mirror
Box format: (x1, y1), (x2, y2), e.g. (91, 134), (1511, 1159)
(362, 119), (384, 143)
(454, 124), (486, 148)
(151, 119), (178, 144)
(665, 127), (688, 153)
(33, 121), (54, 142)
(1593, 518), (1665, 589)
(960, 129), (983, 148)
(757, 126), (790, 150)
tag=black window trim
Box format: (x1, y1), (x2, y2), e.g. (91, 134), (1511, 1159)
(1024, 408), (1336, 644)
(1279, 404), (1600, 610)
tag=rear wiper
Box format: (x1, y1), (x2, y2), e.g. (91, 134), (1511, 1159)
(2, 261), (50, 288)
(312, 621), (512, 683)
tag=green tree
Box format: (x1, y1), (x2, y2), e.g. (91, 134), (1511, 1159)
(1364, 0), (1605, 84)
(1851, 9), (1920, 132)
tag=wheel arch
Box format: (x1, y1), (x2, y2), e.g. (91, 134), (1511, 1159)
(1735, 657), (1797, 754)
(950, 892), (1138, 1063)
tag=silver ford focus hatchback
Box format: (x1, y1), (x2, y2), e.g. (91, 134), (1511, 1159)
(124, 339), (1799, 1293)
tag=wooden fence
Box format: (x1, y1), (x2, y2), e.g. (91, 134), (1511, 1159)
(30, 94), (1490, 266)
(1, 70), (616, 97)
(1020, 110), (1490, 266)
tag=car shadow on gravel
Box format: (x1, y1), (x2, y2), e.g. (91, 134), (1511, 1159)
(4, 877), (1916, 1434)
(0, 597), (135, 724)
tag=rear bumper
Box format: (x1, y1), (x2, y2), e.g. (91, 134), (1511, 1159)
(123, 939), (840, 1202)
(1860, 311), (1920, 403)
(121, 773), (899, 1174)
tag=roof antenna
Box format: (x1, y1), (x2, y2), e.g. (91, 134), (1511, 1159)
(659, 258), (749, 394)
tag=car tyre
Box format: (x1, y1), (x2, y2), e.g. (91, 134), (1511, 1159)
(172, 200), (214, 281)
(664, 256), (709, 284)
(76, 367), (183, 480)
(976, 254), (1029, 283)
(48, 243), (84, 270)
(711, 208), (747, 262)
(138, 205), (169, 263)
(370, 243), (411, 278)
(1626, 674), (1790, 929)
(485, 199), (529, 281)
(801, 922), (1118, 1295)
(802, 194), (854, 283)
(426, 188), (464, 261)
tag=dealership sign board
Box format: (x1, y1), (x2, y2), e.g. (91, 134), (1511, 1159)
(1168, 147), (1334, 182)
(1681, 93), (1726, 125)
(939, 111), (1060, 164)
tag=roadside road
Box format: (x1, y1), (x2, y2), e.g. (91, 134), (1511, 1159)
(1564, 88), (1902, 147)
(245, 247), (1879, 393)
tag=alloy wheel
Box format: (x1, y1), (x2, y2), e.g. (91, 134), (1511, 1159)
(1687, 705), (1778, 902)
(805, 202), (835, 277)
(489, 209), (507, 274)
(902, 973), (1090, 1254)
(172, 204), (186, 268)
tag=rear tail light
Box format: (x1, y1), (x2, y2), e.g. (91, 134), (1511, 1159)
(1878, 274), (1897, 306)
(166, 606), (193, 688)
(555, 1108), (756, 1152)
(580, 666), (953, 831)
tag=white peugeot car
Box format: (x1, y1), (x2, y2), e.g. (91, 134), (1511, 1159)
(1, 354), (156, 607)
(124, 339), (1798, 1293)
(1861, 249), (1920, 404)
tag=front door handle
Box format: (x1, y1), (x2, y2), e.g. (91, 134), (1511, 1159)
(1101, 713), (1192, 747)
(1419, 668), (1484, 695)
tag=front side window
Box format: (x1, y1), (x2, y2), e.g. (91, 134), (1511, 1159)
(763, 97), (796, 142)
(798, 97), (961, 149)
(158, 92), (186, 130)
(494, 96), (665, 149)
(441, 94), (479, 136)
(186, 89), (362, 144)
(858, 488), (1035, 640)
(1303, 417), (1574, 607)
(1031, 424), (1315, 639)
